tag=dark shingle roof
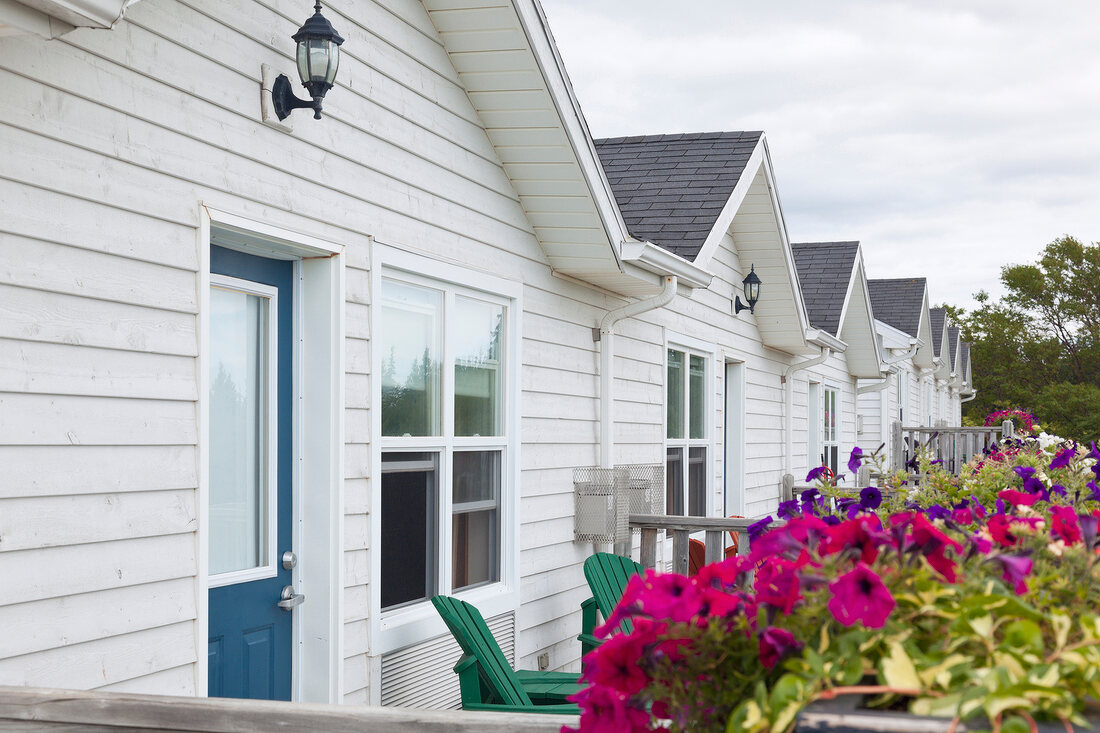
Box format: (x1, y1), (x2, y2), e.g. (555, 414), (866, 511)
(594, 131), (763, 260)
(961, 342), (970, 376)
(790, 242), (860, 336)
(948, 325), (960, 368)
(929, 308), (946, 357)
(867, 278), (926, 338)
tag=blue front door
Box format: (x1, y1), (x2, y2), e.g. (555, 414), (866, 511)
(207, 246), (295, 700)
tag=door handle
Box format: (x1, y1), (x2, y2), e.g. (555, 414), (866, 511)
(278, 585), (305, 610)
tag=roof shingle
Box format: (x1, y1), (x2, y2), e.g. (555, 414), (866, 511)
(929, 308), (946, 358)
(867, 278), (926, 339)
(594, 131), (763, 260)
(790, 242), (860, 337)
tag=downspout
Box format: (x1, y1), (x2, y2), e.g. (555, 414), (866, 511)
(782, 347), (831, 477)
(597, 276), (678, 468)
(882, 344), (919, 365)
(960, 391), (977, 404)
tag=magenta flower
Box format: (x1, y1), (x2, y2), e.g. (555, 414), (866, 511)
(567, 684), (650, 733)
(848, 446), (865, 475)
(584, 633), (649, 694)
(758, 626), (802, 670)
(1049, 446), (1076, 470)
(1050, 505), (1083, 545)
(827, 562), (896, 628)
(994, 554), (1033, 595)
(998, 489), (1039, 507)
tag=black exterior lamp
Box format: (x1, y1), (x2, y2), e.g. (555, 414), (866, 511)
(273, 0), (344, 120)
(734, 265), (762, 315)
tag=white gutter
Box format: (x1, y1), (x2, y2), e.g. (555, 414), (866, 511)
(882, 342), (920, 366)
(597, 276), (678, 467)
(620, 240), (713, 290)
(782, 346), (831, 478)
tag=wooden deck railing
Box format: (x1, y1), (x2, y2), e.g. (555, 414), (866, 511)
(0, 686), (575, 732)
(629, 514), (757, 573)
(891, 420), (1014, 475)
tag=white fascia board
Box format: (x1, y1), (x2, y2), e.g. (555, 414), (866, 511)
(807, 328), (846, 352)
(693, 140), (765, 269)
(514, 0), (628, 270)
(0, 0), (73, 35)
(621, 239), (713, 290)
(875, 319), (918, 349)
(756, 137), (813, 349)
(9, 0), (132, 29)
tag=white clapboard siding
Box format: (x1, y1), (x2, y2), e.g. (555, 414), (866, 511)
(0, 393), (196, 446)
(0, 578), (196, 659)
(0, 445), (195, 498)
(1, 534), (197, 607)
(380, 612), (514, 710)
(0, 621), (197, 689)
(96, 663), (196, 695)
(0, 490), (197, 551)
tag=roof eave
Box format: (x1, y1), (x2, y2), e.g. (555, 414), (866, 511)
(621, 239), (713, 290)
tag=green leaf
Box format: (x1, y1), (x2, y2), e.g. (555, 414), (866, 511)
(1000, 717), (1032, 733)
(880, 641), (921, 690)
(1003, 619), (1043, 654)
(1052, 612), (1072, 650)
(968, 614), (994, 638)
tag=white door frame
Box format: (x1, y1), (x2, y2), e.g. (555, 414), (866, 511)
(197, 205), (345, 703)
(723, 361), (745, 517)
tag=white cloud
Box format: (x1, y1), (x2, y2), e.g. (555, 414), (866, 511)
(541, 0), (1100, 309)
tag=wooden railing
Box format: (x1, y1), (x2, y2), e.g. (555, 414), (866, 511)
(891, 420), (1014, 475)
(0, 686), (575, 732)
(629, 514), (757, 573)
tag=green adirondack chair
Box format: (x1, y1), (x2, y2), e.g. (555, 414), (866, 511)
(431, 595), (581, 714)
(578, 552), (644, 656)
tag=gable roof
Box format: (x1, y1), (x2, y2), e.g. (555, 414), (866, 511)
(594, 132), (762, 261)
(947, 325), (960, 370)
(867, 278), (926, 339)
(929, 308), (946, 358)
(789, 242), (860, 337)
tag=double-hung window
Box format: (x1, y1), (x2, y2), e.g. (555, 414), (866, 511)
(378, 274), (509, 612)
(823, 386), (839, 476)
(666, 347), (708, 516)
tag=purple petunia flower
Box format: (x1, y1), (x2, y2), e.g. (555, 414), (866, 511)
(1023, 476), (1049, 501)
(1090, 442), (1100, 482)
(822, 515), (841, 526)
(1050, 447), (1076, 470)
(994, 553), (1033, 595)
(995, 498), (1007, 515)
(1014, 466), (1037, 481)
(848, 446), (865, 475)
(806, 466), (827, 483)
(747, 516), (774, 542)
(926, 504), (950, 521)
(1089, 480), (1100, 503)
(859, 486), (882, 511)
(1050, 484), (1068, 498)
(1080, 514), (1099, 549)
(777, 499), (801, 520)
(800, 488), (820, 503)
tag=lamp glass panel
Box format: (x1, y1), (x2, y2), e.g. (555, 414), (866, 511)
(308, 39), (329, 83)
(746, 278), (760, 303)
(325, 43), (339, 84)
(296, 42), (309, 86)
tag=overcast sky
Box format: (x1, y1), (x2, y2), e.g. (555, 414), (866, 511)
(539, 0), (1100, 310)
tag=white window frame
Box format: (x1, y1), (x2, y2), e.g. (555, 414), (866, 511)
(664, 332), (716, 518)
(370, 244), (521, 655)
(822, 383), (841, 477)
(207, 275), (280, 589)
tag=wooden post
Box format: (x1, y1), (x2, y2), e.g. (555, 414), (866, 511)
(704, 529), (723, 564)
(857, 464), (870, 486)
(639, 528), (657, 570)
(781, 473), (795, 502)
(738, 527), (750, 555)
(672, 530), (690, 575)
(891, 421), (903, 471)
(1002, 419), (1014, 440)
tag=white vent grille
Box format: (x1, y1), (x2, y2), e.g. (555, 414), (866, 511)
(380, 611), (515, 709)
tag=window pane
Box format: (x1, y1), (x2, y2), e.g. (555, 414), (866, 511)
(667, 350), (684, 439)
(454, 297), (504, 437)
(689, 355), (705, 439)
(688, 447), (706, 516)
(381, 452), (438, 609)
(381, 280), (442, 437)
(209, 287), (268, 575)
(665, 447), (684, 516)
(452, 451), (500, 590)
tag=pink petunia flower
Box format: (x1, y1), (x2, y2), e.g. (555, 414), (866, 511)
(758, 626), (802, 669)
(584, 633), (649, 694)
(566, 684), (651, 733)
(998, 489), (1039, 507)
(827, 562), (896, 628)
(1050, 505), (1083, 545)
(994, 554), (1033, 595)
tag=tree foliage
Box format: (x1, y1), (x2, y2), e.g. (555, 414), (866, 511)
(956, 236), (1100, 440)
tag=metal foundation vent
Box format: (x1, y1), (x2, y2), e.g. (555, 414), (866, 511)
(573, 464), (662, 543)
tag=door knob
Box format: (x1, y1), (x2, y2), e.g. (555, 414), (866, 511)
(278, 585), (305, 610)
(282, 551), (297, 570)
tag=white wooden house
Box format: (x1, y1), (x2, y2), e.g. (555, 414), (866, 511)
(0, 0), (974, 711)
(788, 242), (884, 483)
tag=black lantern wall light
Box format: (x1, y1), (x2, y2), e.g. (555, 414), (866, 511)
(273, 0), (344, 120)
(734, 265), (762, 315)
